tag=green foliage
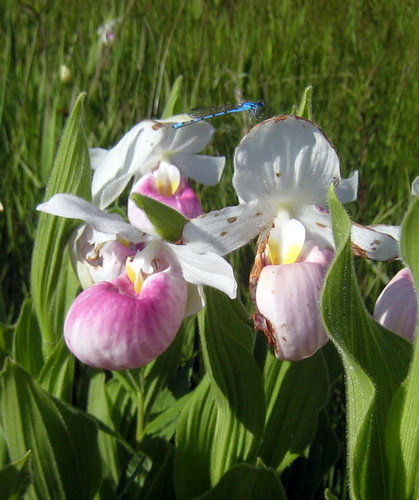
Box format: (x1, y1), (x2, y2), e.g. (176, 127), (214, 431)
(0, 451), (32, 499)
(0, 360), (101, 499)
(322, 187), (413, 499)
(385, 195), (419, 498)
(1, 1), (419, 498)
(30, 93), (90, 357)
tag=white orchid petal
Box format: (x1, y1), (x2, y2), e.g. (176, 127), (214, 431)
(184, 283), (205, 317)
(158, 118), (215, 153)
(171, 153), (225, 185)
(367, 224), (401, 241)
(89, 148), (108, 170)
(183, 203), (275, 255)
(37, 193), (145, 242)
(170, 244), (237, 298)
(92, 120), (165, 208)
(351, 224), (399, 261)
(336, 170), (359, 204)
(296, 205), (335, 250)
(233, 116), (340, 206)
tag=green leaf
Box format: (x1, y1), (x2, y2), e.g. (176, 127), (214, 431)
(160, 75), (184, 118)
(281, 410), (340, 499)
(198, 288), (265, 483)
(259, 349), (330, 471)
(144, 391), (193, 440)
(294, 85), (313, 120)
(31, 93), (90, 357)
(195, 463), (286, 500)
(0, 359), (101, 499)
(386, 194), (419, 498)
(0, 323), (13, 366)
(38, 338), (74, 400)
(321, 187), (411, 499)
(135, 436), (175, 499)
(143, 322), (187, 418)
(12, 298), (43, 376)
(130, 193), (187, 242)
(0, 451), (32, 499)
(174, 377), (217, 498)
(87, 372), (134, 495)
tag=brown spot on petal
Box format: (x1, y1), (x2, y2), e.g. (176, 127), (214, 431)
(352, 243), (368, 259)
(227, 217), (238, 223)
(220, 231), (228, 237)
(249, 237), (268, 304)
(316, 222), (327, 229)
(152, 121), (165, 130)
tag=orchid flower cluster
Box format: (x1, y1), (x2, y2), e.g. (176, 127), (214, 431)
(37, 113), (416, 371)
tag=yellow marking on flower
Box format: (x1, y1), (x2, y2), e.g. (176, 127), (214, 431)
(267, 217), (306, 265)
(282, 242), (304, 264)
(125, 258), (144, 293)
(155, 162), (181, 196)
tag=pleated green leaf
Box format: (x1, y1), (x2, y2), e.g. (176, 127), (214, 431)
(12, 298), (43, 376)
(31, 93), (90, 357)
(38, 339), (74, 400)
(386, 194), (419, 498)
(259, 349), (330, 471)
(196, 463), (286, 500)
(174, 376), (218, 498)
(0, 451), (32, 499)
(321, 187), (411, 499)
(198, 288), (265, 483)
(0, 359), (101, 499)
(87, 372), (134, 495)
(281, 410), (340, 499)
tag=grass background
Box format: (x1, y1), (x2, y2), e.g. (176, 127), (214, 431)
(1, 0), (418, 320)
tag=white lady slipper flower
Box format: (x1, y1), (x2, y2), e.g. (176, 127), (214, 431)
(374, 268), (418, 343)
(182, 116), (398, 261)
(91, 118), (225, 210)
(127, 162), (202, 233)
(181, 116), (400, 360)
(64, 241), (188, 370)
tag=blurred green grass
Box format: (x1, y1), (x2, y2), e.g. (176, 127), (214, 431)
(1, 0), (419, 321)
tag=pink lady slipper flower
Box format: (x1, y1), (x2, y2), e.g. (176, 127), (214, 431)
(182, 116), (400, 360)
(374, 268), (417, 343)
(64, 241), (188, 370)
(37, 194), (237, 369)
